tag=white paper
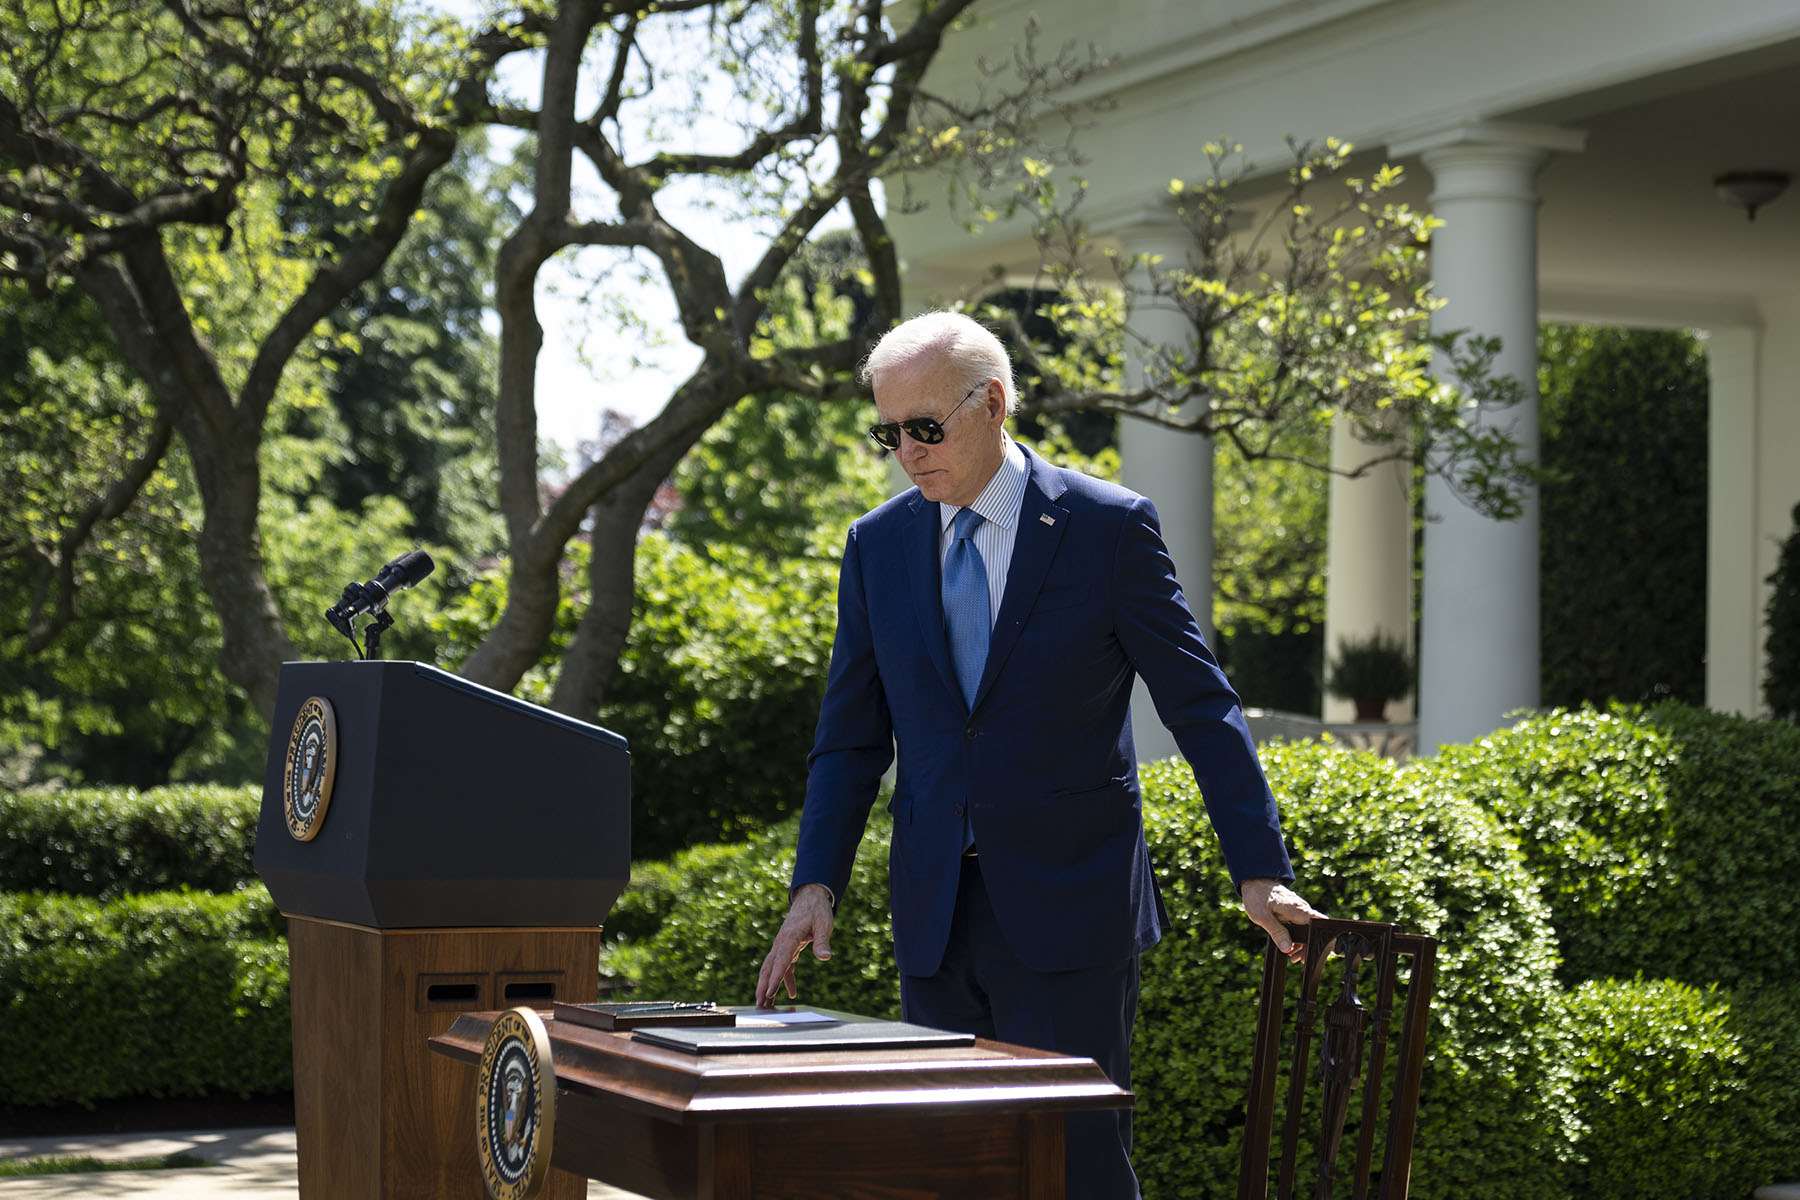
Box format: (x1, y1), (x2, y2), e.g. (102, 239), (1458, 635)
(735, 1010), (837, 1026)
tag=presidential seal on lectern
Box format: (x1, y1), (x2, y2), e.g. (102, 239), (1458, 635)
(282, 695), (337, 842)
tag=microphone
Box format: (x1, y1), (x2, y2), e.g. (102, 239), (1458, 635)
(326, 550), (435, 638)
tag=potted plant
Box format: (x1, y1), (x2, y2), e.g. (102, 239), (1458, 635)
(1326, 631), (1414, 722)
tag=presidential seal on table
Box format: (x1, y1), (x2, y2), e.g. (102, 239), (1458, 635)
(476, 1006), (556, 1200)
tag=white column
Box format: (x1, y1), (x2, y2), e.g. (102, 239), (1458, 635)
(1323, 418), (1414, 721)
(1750, 294), (1800, 715)
(1111, 215), (1214, 764)
(1391, 123), (1583, 752)
(1705, 325), (1761, 715)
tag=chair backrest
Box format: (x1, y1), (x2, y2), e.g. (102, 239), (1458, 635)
(1237, 917), (1437, 1200)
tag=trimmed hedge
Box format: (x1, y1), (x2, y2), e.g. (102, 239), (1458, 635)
(0, 886), (288, 1106)
(1434, 703), (1800, 989)
(0, 785), (261, 898)
(602, 742), (1573, 1200)
(1137, 743), (1572, 1200)
(600, 537), (841, 859)
(1564, 978), (1800, 1200)
(601, 807), (900, 1018)
(1538, 325), (1708, 707)
(1768, 502), (1800, 720)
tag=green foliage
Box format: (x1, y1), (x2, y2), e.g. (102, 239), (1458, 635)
(600, 808), (901, 1019)
(306, 138), (510, 557)
(1563, 978), (1800, 1200)
(1215, 628), (1323, 714)
(260, 491), (452, 665)
(1538, 325), (1707, 707)
(1136, 743), (1573, 1200)
(0, 285), (261, 788)
(1768, 502), (1800, 720)
(667, 389), (887, 563)
(0, 887), (288, 1107)
(601, 845), (744, 946)
(0, 785), (261, 898)
(1213, 429), (1328, 641)
(435, 533), (841, 858)
(605, 536), (841, 857)
(604, 742), (1574, 1200)
(668, 232), (887, 563)
(0, 1152), (215, 1177)
(0, 140), (503, 787)
(1434, 703), (1800, 990)
(1018, 140), (1534, 521)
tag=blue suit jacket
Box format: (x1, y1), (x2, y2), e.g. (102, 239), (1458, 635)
(793, 444), (1293, 977)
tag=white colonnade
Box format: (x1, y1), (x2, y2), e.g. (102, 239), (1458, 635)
(1321, 420), (1415, 724)
(1391, 122), (1584, 751)
(1111, 215), (1214, 764)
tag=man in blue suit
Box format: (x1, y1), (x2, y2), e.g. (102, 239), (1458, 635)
(755, 311), (1321, 1199)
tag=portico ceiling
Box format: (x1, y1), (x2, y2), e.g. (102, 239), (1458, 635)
(896, 12), (1800, 330)
(1503, 44), (1800, 322)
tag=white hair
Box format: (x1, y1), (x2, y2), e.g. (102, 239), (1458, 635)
(860, 311), (1018, 415)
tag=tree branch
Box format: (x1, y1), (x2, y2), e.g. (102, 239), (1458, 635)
(238, 122), (457, 427)
(634, 0), (823, 180)
(593, 12), (639, 126)
(25, 415), (174, 652)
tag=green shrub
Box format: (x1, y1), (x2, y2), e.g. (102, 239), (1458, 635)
(600, 807), (901, 1019)
(602, 841), (753, 946)
(601, 537), (840, 859)
(434, 534), (840, 859)
(1136, 742), (1574, 1200)
(1769, 502), (1800, 721)
(604, 744), (1573, 1200)
(1564, 978), (1800, 1200)
(0, 887), (290, 1106)
(0, 785), (261, 898)
(1438, 703), (1800, 989)
(1538, 325), (1707, 707)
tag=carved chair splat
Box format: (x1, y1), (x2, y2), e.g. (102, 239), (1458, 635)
(1238, 917), (1437, 1200)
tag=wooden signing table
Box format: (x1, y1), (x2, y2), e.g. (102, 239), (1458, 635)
(430, 1007), (1131, 1200)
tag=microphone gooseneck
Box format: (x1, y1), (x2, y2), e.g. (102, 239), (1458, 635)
(325, 551), (437, 661)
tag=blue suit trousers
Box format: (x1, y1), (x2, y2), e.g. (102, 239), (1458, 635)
(900, 855), (1141, 1200)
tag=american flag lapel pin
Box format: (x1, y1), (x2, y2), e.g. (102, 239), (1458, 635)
(1039, 514), (1056, 526)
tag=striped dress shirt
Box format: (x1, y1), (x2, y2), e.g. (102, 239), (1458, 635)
(937, 437), (1028, 629)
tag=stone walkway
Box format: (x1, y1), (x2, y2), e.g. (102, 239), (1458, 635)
(0, 1128), (644, 1198)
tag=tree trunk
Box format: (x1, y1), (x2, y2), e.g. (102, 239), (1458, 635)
(78, 251), (296, 720)
(548, 479), (658, 720)
(185, 433), (294, 719)
(456, 536), (566, 693)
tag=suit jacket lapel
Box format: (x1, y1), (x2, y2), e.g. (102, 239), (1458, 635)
(903, 492), (960, 703)
(972, 450), (1069, 711)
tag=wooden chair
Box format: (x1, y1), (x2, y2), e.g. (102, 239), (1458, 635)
(1238, 917), (1438, 1200)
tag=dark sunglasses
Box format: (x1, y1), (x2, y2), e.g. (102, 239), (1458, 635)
(868, 384), (983, 451)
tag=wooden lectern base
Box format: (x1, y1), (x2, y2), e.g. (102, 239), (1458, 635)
(433, 1008), (1132, 1200)
(287, 916), (599, 1200)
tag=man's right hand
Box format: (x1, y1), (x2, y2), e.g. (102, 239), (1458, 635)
(755, 883), (836, 1008)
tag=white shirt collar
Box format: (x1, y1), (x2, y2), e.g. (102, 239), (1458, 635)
(940, 436), (1027, 533)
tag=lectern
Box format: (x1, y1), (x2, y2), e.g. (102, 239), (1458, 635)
(255, 660), (630, 1200)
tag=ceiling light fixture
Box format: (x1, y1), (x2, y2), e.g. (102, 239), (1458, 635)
(1714, 170), (1790, 222)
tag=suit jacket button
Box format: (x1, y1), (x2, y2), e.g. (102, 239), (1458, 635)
(964, 725), (977, 740)
(953, 803), (966, 818)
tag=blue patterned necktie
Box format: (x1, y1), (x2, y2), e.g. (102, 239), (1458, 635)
(942, 507), (990, 708)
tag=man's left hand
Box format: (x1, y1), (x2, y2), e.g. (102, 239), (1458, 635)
(1240, 878), (1325, 962)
